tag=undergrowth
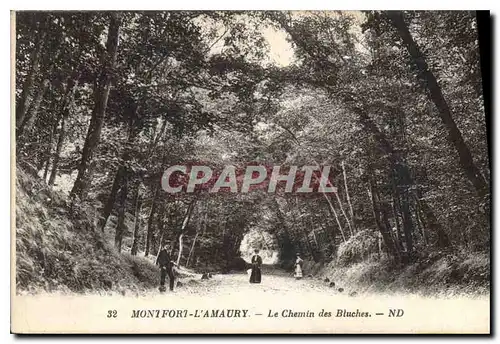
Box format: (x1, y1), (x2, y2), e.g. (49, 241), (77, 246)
(317, 229), (490, 296)
(15, 166), (159, 294)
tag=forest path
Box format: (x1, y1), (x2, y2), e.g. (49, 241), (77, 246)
(129, 263), (348, 301)
(14, 266), (490, 333)
(161, 265), (489, 312)
(194, 266), (333, 298)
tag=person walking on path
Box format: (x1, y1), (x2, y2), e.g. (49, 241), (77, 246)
(249, 249), (262, 284)
(294, 253), (304, 280)
(156, 244), (175, 292)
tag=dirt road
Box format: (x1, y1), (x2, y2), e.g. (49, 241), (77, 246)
(174, 266), (339, 299)
(12, 266), (490, 334)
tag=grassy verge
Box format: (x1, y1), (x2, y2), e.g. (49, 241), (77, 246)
(315, 230), (490, 297)
(15, 166), (160, 294)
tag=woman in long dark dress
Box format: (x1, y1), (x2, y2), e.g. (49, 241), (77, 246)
(249, 249), (262, 284)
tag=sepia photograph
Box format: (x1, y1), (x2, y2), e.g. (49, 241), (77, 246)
(11, 9), (491, 334)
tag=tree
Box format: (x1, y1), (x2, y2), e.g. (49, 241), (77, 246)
(15, 10), (489, 275)
(385, 11), (488, 198)
(70, 12), (122, 199)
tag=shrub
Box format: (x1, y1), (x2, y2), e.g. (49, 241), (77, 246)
(337, 229), (380, 266)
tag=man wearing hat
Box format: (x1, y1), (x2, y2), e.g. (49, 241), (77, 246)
(156, 244), (175, 292)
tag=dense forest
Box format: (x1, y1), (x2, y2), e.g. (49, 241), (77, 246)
(15, 11), (490, 292)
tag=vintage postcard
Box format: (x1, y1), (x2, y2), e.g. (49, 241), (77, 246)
(11, 10), (491, 334)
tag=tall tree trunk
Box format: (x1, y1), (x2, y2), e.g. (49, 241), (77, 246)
(147, 119), (168, 157)
(387, 10), (488, 198)
(319, 221), (336, 256)
(33, 97), (56, 172)
(309, 215), (320, 258)
(98, 104), (141, 231)
(114, 176), (128, 253)
(186, 213), (202, 269)
(144, 185), (161, 257)
(359, 109), (417, 254)
(155, 202), (167, 255)
(16, 21), (45, 128)
(368, 178), (400, 261)
(414, 200), (428, 245)
(131, 183), (143, 256)
(47, 115), (66, 186)
(272, 197), (296, 262)
(176, 201), (196, 267)
(342, 161), (356, 232)
(391, 194), (403, 247)
(70, 13), (122, 199)
(334, 191), (354, 237)
(42, 158), (51, 182)
(290, 197), (318, 262)
(381, 200), (401, 255)
(47, 75), (79, 186)
(186, 231), (199, 268)
(399, 188), (414, 255)
(17, 78), (49, 139)
(324, 196), (346, 243)
(416, 195), (450, 248)
(98, 166), (126, 231)
(42, 114), (60, 182)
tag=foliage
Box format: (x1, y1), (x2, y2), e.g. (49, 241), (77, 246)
(15, 11), (489, 291)
(16, 165), (159, 292)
